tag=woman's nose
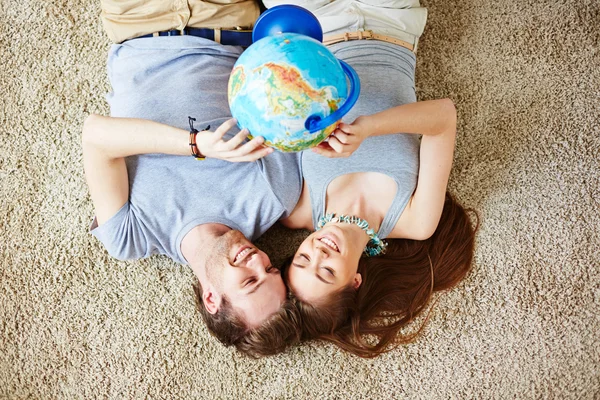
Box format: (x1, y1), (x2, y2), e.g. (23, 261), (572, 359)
(313, 244), (330, 258)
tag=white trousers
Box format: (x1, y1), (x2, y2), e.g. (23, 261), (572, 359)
(262, 0), (428, 50)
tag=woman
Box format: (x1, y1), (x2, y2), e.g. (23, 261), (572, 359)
(269, 1), (478, 357)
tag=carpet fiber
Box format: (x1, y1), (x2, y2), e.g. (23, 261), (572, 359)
(1, 0), (599, 398)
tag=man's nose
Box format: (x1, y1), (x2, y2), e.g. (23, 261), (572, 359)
(246, 252), (268, 271)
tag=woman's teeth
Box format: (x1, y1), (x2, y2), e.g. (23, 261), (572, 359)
(319, 237), (339, 252)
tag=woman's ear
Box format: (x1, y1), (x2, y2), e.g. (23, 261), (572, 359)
(202, 285), (221, 314)
(353, 273), (362, 289)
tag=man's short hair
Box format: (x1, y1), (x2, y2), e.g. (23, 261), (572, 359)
(193, 282), (301, 357)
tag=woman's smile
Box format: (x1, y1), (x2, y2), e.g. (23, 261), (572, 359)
(316, 234), (340, 252)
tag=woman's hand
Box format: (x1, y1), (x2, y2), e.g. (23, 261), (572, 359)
(195, 118), (274, 162)
(311, 116), (371, 158)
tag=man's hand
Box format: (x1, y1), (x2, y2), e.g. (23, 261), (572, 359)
(311, 115), (372, 158)
(195, 118), (274, 162)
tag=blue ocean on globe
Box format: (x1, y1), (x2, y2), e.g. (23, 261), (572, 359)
(228, 32), (348, 152)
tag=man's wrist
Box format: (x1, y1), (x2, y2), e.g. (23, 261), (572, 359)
(188, 117), (210, 160)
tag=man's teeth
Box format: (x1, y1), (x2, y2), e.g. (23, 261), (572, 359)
(235, 248), (253, 262)
(319, 237), (339, 251)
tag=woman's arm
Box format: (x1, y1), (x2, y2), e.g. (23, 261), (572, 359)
(361, 99), (456, 138)
(387, 100), (457, 239)
(312, 99), (456, 158)
(82, 114), (272, 225)
(312, 99), (457, 238)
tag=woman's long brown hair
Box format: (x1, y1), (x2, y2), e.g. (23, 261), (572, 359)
(288, 192), (478, 358)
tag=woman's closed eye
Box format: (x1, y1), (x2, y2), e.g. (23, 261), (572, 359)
(293, 253), (309, 267)
(323, 267), (335, 276)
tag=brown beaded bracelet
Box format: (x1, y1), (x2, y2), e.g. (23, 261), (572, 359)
(188, 116), (210, 160)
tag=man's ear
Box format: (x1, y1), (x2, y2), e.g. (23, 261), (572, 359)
(353, 273), (362, 290)
(202, 284), (221, 315)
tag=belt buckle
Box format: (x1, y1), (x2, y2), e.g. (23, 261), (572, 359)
(362, 30), (374, 40)
(164, 29), (184, 36)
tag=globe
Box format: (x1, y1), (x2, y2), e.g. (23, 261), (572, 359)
(228, 32), (349, 152)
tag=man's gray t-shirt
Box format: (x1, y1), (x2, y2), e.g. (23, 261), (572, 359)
(91, 37), (302, 264)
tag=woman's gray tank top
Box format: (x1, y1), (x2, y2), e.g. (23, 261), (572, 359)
(302, 41), (420, 238)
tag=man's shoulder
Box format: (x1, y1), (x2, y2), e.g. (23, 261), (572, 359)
(90, 202), (151, 261)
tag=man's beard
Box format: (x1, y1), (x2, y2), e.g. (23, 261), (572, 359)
(204, 230), (245, 290)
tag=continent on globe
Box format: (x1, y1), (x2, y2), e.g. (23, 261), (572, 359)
(256, 62), (337, 118)
(228, 66), (246, 100)
(228, 33), (352, 152)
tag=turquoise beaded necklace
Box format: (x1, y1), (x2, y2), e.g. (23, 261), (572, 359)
(316, 213), (387, 257)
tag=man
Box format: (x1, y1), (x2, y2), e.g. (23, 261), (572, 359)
(84, 0), (301, 355)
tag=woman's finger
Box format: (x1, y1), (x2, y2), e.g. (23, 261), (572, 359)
(332, 131), (350, 144)
(326, 136), (345, 153)
(311, 146), (344, 158)
(312, 141), (346, 158)
(337, 122), (353, 133)
(315, 141), (334, 152)
(311, 146), (332, 157)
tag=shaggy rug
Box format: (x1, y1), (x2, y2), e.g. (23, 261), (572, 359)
(1, 0), (598, 398)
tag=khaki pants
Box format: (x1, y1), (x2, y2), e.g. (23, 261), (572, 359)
(101, 0), (260, 43)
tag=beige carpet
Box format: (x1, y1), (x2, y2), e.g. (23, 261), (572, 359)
(1, 0), (599, 398)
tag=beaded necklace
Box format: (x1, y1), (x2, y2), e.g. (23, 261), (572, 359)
(316, 213), (387, 257)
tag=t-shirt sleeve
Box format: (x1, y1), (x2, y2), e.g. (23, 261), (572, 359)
(89, 202), (150, 261)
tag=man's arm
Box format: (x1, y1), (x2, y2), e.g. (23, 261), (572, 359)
(82, 115), (271, 225)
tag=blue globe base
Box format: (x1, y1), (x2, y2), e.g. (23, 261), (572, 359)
(253, 5), (323, 43)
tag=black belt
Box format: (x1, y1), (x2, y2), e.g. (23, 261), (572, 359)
(132, 28), (253, 47)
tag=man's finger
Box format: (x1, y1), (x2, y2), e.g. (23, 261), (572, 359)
(213, 118), (239, 139)
(224, 128), (254, 150)
(228, 146), (273, 162)
(229, 136), (270, 157)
